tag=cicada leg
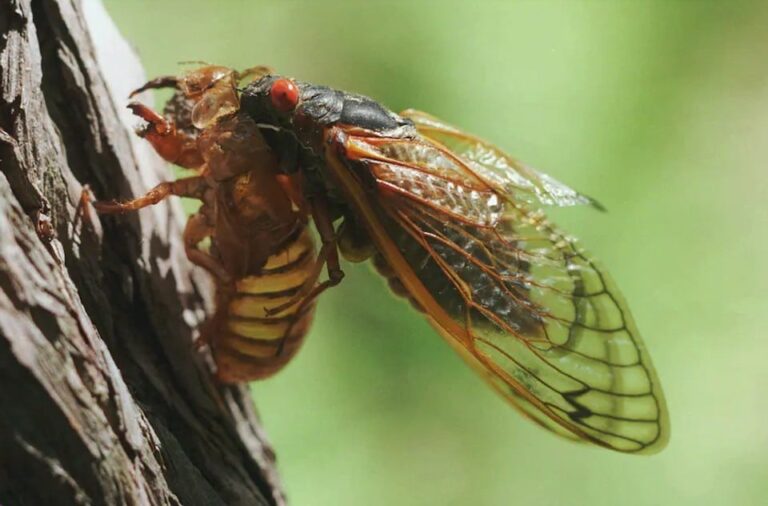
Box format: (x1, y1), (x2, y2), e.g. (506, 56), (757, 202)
(92, 176), (208, 214)
(74, 184), (95, 229)
(129, 75), (179, 98)
(265, 193), (345, 322)
(182, 210), (234, 351)
(183, 211), (230, 283)
(127, 102), (203, 168)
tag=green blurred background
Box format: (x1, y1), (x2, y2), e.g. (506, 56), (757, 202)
(103, 1), (768, 504)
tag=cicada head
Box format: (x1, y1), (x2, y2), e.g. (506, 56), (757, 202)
(241, 75), (344, 150)
(175, 66), (240, 129)
(178, 65), (232, 97)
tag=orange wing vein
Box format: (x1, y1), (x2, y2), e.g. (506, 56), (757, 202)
(330, 119), (669, 454)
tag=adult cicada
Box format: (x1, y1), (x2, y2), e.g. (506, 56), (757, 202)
(239, 74), (669, 454)
(99, 65), (669, 454)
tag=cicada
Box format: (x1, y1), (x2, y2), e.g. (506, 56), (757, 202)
(99, 65), (669, 454)
(238, 74), (670, 454)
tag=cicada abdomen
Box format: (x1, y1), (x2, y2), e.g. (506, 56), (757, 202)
(210, 224), (316, 382)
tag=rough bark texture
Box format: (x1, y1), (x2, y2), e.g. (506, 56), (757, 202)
(0, 1), (284, 504)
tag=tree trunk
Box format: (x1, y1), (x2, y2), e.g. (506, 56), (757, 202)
(0, 1), (285, 504)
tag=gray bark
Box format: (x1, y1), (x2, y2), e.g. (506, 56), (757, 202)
(0, 1), (284, 504)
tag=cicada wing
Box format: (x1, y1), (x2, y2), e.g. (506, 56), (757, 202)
(400, 109), (603, 210)
(433, 320), (584, 442)
(337, 131), (669, 453)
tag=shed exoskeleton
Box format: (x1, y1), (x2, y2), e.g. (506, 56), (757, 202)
(96, 66), (318, 381)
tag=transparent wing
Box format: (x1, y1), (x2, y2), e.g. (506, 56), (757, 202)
(400, 109), (603, 210)
(342, 132), (669, 453)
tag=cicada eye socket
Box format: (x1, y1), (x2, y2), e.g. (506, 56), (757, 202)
(269, 79), (299, 112)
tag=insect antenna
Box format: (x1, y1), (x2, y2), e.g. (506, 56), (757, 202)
(177, 60), (212, 66)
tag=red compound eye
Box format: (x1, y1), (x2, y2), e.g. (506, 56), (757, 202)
(270, 78), (299, 112)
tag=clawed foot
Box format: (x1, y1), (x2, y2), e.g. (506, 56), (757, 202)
(127, 101), (173, 136)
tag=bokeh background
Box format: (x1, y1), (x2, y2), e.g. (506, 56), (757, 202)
(102, 1), (768, 505)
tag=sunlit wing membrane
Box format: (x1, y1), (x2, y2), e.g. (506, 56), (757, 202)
(400, 109), (603, 210)
(341, 133), (669, 453)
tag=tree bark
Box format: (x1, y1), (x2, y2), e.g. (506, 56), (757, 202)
(0, 1), (284, 504)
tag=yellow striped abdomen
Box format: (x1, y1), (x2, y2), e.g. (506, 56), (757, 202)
(214, 228), (316, 381)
